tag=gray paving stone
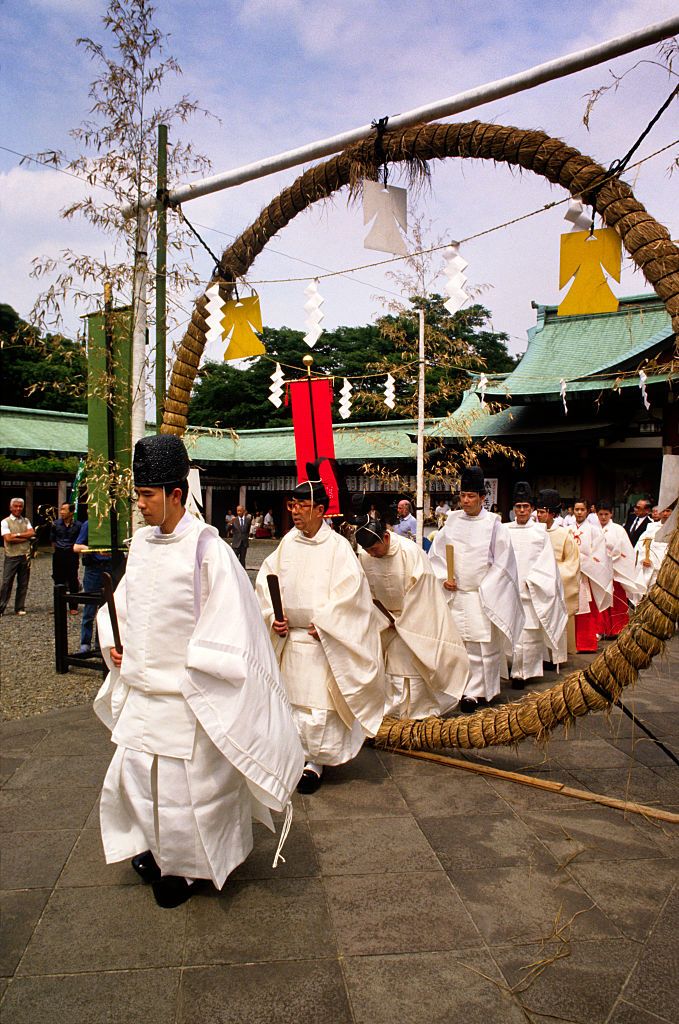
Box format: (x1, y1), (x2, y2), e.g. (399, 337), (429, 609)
(229, 820), (320, 880)
(1, 830), (78, 889)
(485, 770), (590, 813)
(623, 886), (679, 1022)
(516, 804), (671, 866)
(57, 827), (139, 887)
(17, 885), (186, 975)
(344, 949), (526, 1024)
(493, 937), (641, 1024)
(301, 774), (410, 821)
(183, 877), (335, 965)
(565, 765), (679, 808)
(0, 728), (48, 755)
(3, 754), (111, 790)
(0, 784), (99, 833)
(609, 735), (678, 769)
(31, 719), (112, 758)
(0, 968), (181, 1024)
(177, 961), (353, 1024)
(542, 737), (635, 770)
(632, 814), (679, 859)
(566, 857), (677, 942)
(0, 756), (25, 785)
(418, 810), (558, 877)
(608, 998), (675, 1023)
(310, 815), (441, 875)
(323, 870), (481, 955)
(0, 889), (50, 976)
(392, 764), (508, 817)
(452, 863), (621, 946)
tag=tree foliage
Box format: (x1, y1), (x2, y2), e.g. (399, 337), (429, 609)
(0, 304), (87, 412)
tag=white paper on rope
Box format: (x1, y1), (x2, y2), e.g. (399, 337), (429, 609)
(363, 179), (408, 256)
(268, 362), (284, 408)
(338, 378), (353, 420)
(303, 280), (325, 348)
(384, 373), (396, 409)
(204, 283), (226, 346)
(442, 243), (469, 315)
(564, 196), (592, 232)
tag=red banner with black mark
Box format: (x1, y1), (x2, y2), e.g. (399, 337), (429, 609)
(289, 378), (340, 515)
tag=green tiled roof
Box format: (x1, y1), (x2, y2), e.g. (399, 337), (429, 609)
(0, 406), (419, 465)
(475, 294), (673, 401)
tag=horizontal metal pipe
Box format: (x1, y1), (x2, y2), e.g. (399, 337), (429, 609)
(123, 16), (679, 216)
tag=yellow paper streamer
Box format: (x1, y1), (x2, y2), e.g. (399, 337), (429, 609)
(557, 228), (621, 317)
(221, 294), (265, 360)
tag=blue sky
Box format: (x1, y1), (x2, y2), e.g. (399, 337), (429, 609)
(1, 0), (677, 365)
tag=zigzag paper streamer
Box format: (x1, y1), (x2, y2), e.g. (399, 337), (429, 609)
(303, 280), (325, 348)
(478, 373), (488, 408)
(442, 243), (469, 315)
(204, 283), (227, 346)
(639, 369), (650, 410)
(384, 373), (396, 410)
(268, 362), (284, 408)
(560, 378), (568, 415)
(564, 196), (592, 232)
(338, 378), (353, 420)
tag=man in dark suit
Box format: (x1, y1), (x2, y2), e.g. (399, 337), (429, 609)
(624, 498), (653, 546)
(231, 505), (252, 568)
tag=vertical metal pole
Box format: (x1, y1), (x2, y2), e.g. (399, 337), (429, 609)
(54, 585), (68, 673)
(131, 205), (149, 456)
(103, 283), (119, 560)
(155, 124), (168, 432)
(416, 309), (425, 546)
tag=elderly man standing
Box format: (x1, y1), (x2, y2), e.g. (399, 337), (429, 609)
(428, 466), (524, 713)
(0, 497), (35, 617)
(505, 483), (567, 689)
(394, 499), (417, 541)
(256, 464), (384, 794)
(536, 488), (581, 667)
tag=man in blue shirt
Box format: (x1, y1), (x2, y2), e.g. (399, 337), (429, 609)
(51, 502), (82, 614)
(393, 499), (417, 541)
(73, 521), (112, 653)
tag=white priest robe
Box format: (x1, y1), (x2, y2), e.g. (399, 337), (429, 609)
(545, 524), (581, 664)
(255, 522), (385, 766)
(506, 522), (568, 681)
(94, 513), (304, 890)
(601, 520), (645, 603)
(358, 531), (469, 718)
(634, 521), (667, 594)
(569, 520), (614, 614)
(429, 508), (524, 702)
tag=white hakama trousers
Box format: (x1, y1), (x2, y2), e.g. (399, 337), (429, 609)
(291, 706), (365, 767)
(545, 625), (568, 668)
(100, 724), (263, 889)
(511, 627), (545, 680)
(385, 674), (456, 719)
(463, 632), (502, 702)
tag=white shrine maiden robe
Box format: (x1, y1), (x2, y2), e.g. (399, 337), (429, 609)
(256, 522), (385, 765)
(94, 513), (304, 889)
(601, 520), (645, 603)
(506, 521), (567, 680)
(358, 531), (469, 718)
(429, 508), (524, 701)
(568, 520), (613, 613)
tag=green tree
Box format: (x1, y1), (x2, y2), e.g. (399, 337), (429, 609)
(0, 304), (87, 412)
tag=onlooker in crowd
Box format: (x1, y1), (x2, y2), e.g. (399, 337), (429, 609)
(264, 508), (275, 536)
(51, 501), (82, 614)
(624, 498), (653, 546)
(251, 511), (264, 537)
(563, 503), (576, 528)
(434, 497), (450, 517)
(224, 509), (235, 537)
(586, 502), (600, 528)
(73, 520), (113, 653)
(0, 497), (35, 616)
(393, 499), (417, 541)
(231, 505), (252, 567)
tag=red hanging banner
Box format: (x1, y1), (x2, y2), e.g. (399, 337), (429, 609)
(289, 378), (340, 515)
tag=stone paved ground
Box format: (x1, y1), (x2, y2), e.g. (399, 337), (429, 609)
(1, 550), (677, 1022)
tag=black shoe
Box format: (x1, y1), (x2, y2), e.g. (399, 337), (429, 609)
(131, 850), (161, 884)
(542, 661), (556, 672)
(459, 696), (478, 713)
(510, 678), (526, 690)
(297, 768), (323, 794)
(151, 875), (194, 908)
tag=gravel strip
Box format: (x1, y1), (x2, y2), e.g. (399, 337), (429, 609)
(0, 539), (278, 721)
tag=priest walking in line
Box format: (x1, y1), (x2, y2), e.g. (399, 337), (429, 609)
(568, 499), (613, 653)
(95, 435), (304, 908)
(355, 515), (469, 719)
(505, 483), (567, 689)
(428, 465), (524, 713)
(596, 499), (645, 637)
(256, 463), (385, 794)
(536, 488), (581, 667)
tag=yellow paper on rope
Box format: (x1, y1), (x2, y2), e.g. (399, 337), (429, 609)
(221, 294), (265, 360)
(557, 228), (621, 316)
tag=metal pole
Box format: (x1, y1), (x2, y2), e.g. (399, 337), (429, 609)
(416, 309), (425, 547)
(122, 17), (679, 215)
(155, 124), (168, 432)
(130, 205), (149, 456)
(103, 283), (119, 560)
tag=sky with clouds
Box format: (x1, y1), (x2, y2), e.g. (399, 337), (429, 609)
(1, 0), (677, 367)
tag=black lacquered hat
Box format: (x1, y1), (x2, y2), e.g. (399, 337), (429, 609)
(133, 435), (190, 487)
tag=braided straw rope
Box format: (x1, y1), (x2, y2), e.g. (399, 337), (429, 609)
(161, 119), (679, 750)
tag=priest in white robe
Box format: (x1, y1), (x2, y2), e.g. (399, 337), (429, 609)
(95, 435), (304, 908)
(255, 464), (385, 794)
(635, 507), (671, 594)
(429, 465), (524, 713)
(355, 516), (469, 718)
(506, 483), (567, 688)
(568, 500), (613, 653)
(536, 488), (581, 666)
(596, 499), (645, 635)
